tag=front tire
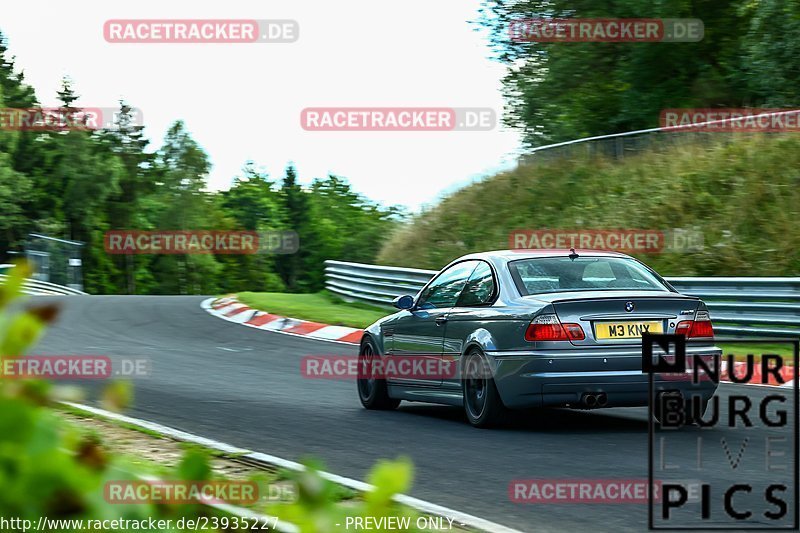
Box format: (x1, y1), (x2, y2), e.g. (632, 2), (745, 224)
(462, 349), (506, 428)
(357, 338), (400, 410)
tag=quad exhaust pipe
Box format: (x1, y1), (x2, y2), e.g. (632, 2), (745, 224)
(581, 392), (609, 408)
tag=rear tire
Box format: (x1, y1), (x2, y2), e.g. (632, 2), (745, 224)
(463, 349), (506, 428)
(357, 338), (401, 410)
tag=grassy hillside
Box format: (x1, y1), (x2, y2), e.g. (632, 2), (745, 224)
(377, 134), (800, 276)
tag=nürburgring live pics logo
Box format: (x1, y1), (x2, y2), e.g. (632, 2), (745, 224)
(643, 334), (798, 530)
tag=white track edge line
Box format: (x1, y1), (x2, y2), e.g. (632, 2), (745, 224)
(62, 401), (525, 533)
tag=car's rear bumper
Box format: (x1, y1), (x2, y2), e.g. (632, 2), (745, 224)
(487, 345), (721, 409)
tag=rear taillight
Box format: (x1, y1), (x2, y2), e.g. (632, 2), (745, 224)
(525, 314), (585, 341)
(676, 310), (714, 338)
(563, 323), (586, 340)
(690, 310), (714, 338)
(675, 321), (692, 336)
(525, 315), (565, 341)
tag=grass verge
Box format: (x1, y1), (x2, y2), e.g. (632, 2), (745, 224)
(717, 342), (797, 366)
(236, 290), (390, 329)
(377, 134), (800, 276)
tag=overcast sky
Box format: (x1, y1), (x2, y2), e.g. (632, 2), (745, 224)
(1, 0), (521, 211)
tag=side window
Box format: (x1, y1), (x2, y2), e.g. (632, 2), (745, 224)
(417, 261), (478, 309)
(457, 261), (496, 306)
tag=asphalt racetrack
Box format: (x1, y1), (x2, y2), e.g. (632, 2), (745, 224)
(35, 296), (798, 532)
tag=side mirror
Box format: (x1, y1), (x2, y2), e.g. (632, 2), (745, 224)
(392, 294), (415, 310)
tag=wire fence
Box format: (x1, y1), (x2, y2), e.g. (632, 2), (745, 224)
(519, 109), (800, 164)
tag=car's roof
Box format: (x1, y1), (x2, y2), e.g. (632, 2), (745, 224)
(457, 249), (633, 263)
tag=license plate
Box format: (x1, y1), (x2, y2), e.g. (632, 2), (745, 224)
(595, 321), (663, 339)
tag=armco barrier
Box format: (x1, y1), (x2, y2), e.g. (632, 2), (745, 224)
(0, 274), (88, 296)
(324, 260), (800, 338)
(324, 260), (436, 306)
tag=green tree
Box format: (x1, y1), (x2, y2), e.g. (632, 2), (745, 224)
(101, 101), (154, 293)
(0, 29), (396, 295)
(275, 163), (309, 291)
(302, 175), (401, 289)
(216, 162), (286, 292)
(737, 0), (800, 106)
(221, 161), (281, 230)
(0, 85), (31, 256)
(146, 121), (220, 294)
(0, 31), (37, 109)
(0, 31), (41, 257)
(478, 0), (760, 146)
(36, 79), (123, 293)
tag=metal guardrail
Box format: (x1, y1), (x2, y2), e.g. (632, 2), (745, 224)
(0, 273), (88, 296)
(324, 260), (800, 338)
(325, 260), (436, 306)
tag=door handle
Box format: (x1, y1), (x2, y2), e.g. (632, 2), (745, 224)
(435, 316), (448, 325)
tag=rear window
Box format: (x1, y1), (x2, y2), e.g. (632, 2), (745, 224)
(508, 256), (670, 295)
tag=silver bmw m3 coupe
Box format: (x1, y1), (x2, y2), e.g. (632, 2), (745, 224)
(357, 249), (721, 427)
